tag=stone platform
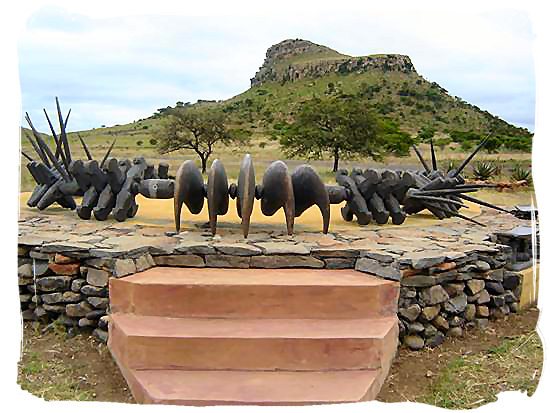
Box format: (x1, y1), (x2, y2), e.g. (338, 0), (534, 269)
(18, 195), (521, 267)
(17, 195), (536, 403)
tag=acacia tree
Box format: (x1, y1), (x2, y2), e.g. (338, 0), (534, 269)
(157, 107), (248, 173)
(279, 96), (386, 171)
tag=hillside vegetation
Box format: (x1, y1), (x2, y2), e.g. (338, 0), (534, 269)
(19, 39), (533, 191)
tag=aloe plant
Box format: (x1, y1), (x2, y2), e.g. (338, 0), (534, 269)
(471, 160), (497, 181)
(445, 160), (457, 174)
(510, 164), (532, 185)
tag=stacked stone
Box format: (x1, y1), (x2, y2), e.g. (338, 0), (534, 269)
(398, 248), (523, 350)
(17, 248), (142, 343)
(17, 233), (526, 352)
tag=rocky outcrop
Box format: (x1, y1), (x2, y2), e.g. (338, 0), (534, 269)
(250, 39), (416, 86)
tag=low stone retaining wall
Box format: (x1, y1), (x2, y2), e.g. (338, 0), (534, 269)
(396, 247), (522, 350)
(17, 236), (523, 351)
(18, 203), (533, 349)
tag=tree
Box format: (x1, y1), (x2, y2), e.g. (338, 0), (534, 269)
(278, 96), (386, 171)
(157, 108), (249, 173)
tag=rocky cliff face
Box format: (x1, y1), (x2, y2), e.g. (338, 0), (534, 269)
(251, 39), (416, 86)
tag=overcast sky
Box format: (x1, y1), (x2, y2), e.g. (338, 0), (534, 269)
(17, 3), (536, 133)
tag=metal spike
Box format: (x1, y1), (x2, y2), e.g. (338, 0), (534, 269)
(100, 139), (117, 169)
(55, 97), (72, 164)
(410, 194), (466, 208)
(430, 139), (437, 171)
(450, 135), (490, 178)
(456, 193), (513, 214)
(24, 114), (51, 168)
(43, 108), (71, 175)
(21, 151), (33, 162)
(412, 144), (430, 173)
(32, 128), (71, 182)
(64, 108), (71, 129)
(425, 202), (485, 226)
(415, 188), (479, 196)
(43, 109), (61, 160)
(78, 134), (93, 160)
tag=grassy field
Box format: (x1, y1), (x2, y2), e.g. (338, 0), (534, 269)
(377, 307), (542, 409)
(19, 125), (533, 195)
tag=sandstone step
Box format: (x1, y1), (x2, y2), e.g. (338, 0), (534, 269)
(109, 313), (398, 371)
(117, 367), (383, 405)
(109, 267), (398, 319)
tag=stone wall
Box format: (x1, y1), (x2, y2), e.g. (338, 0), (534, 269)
(17, 237), (523, 351)
(396, 247), (523, 350)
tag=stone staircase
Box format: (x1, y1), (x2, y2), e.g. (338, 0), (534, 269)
(108, 267), (399, 405)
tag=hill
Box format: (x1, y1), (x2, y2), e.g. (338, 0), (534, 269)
(21, 38), (533, 173)
(216, 39), (531, 141)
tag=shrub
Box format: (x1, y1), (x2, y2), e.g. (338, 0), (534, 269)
(417, 126), (435, 142)
(434, 137), (452, 149)
(137, 140), (143, 146)
(510, 165), (532, 184)
(472, 160), (497, 181)
(445, 160), (457, 174)
(149, 138), (157, 146)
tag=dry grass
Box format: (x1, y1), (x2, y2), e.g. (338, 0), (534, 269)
(417, 332), (543, 409)
(17, 322), (133, 403)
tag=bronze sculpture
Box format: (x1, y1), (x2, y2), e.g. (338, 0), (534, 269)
(23, 99), (513, 238)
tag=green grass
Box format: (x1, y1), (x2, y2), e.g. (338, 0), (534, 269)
(418, 333), (543, 409)
(18, 343), (96, 401)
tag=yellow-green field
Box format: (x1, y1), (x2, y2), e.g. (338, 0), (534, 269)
(19, 125), (534, 212)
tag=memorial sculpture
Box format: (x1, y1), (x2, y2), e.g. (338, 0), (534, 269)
(23, 100), (512, 238)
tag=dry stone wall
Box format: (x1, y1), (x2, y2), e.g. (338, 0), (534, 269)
(17, 238), (523, 350)
(396, 247), (523, 350)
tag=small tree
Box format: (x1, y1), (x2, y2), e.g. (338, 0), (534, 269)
(157, 107), (249, 173)
(278, 96), (385, 171)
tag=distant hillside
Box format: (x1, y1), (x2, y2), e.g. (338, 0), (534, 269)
(218, 39), (530, 140)
(22, 38), (531, 155)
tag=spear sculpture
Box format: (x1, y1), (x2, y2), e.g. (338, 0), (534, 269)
(405, 134), (515, 221)
(21, 99), (515, 234)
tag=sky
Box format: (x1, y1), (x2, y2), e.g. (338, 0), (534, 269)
(16, 3), (537, 133)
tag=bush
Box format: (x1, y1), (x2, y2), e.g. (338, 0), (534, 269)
(149, 138), (158, 146)
(137, 140), (143, 146)
(379, 119), (414, 157)
(142, 125), (149, 130)
(445, 160), (457, 174)
(472, 160), (497, 181)
(417, 126), (435, 142)
(510, 165), (532, 184)
(434, 137), (452, 149)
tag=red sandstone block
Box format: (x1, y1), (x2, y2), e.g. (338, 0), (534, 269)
(48, 262), (80, 275)
(402, 267), (422, 277)
(54, 254), (79, 264)
(430, 261), (457, 273)
(109, 267), (399, 319)
(131, 369), (380, 405)
(109, 314), (398, 372)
